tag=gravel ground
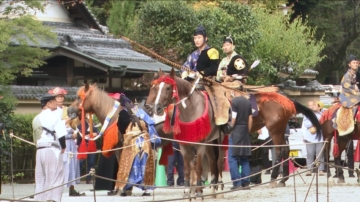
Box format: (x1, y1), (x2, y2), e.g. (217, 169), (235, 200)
(0, 166), (359, 202)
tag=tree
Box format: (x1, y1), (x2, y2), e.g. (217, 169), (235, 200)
(107, 0), (136, 36)
(249, 8), (325, 85)
(0, 0), (57, 84)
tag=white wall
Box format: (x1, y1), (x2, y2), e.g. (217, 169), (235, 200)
(0, 0), (72, 22)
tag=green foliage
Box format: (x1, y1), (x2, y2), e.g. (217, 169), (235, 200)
(107, 0), (136, 36)
(197, 2), (260, 59)
(0, 1), (57, 84)
(85, 0), (113, 25)
(135, 0), (198, 61)
(132, 1), (259, 63)
(249, 8), (325, 85)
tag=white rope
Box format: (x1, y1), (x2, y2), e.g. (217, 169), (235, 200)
(159, 136), (328, 148)
(9, 132), (156, 155)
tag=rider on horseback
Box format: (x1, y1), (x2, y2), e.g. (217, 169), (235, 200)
(181, 25), (220, 79)
(339, 54), (360, 108)
(216, 35), (238, 82)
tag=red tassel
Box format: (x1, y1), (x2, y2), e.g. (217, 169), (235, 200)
(222, 135), (229, 151)
(159, 142), (174, 166)
(163, 108), (171, 134)
(173, 106), (181, 134)
(77, 140), (87, 160)
(333, 130), (339, 158)
(355, 138), (360, 162)
(87, 134), (97, 152)
(77, 105), (87, 160)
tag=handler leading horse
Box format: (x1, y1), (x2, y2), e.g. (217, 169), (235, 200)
(146, 68), (321, 191)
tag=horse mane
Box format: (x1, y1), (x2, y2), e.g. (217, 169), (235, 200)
(77, 85), (115, 117)
(173, 76), (192, 98)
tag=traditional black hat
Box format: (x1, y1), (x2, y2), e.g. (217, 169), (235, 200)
(194, 25), (207, 37)
(348, 54), (358, 64)
(227, 55), (248, 76)
(38, 93), (57, 107)
(223, 35), (234, 44)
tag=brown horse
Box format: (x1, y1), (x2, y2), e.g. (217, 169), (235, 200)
(142, 102), (224, 198)
(146, 68), (322, 191)
(320, 103), (360, 182)
(146, 69), (226, 200)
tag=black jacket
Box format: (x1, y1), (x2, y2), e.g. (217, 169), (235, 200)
(196, 48), (220, 77)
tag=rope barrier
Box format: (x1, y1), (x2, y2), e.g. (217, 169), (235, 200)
(4, 126), (356, 202)
(17, 173), (91, 200)
(159, 136), (327, 148)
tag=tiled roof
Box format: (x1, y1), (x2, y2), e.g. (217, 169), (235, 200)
(277, 79), (325, 92)
(280, 67), (319, 75)
(10, 86), (79, 101)
(42, 21), (172, 72)
(9, 85), (150, 101)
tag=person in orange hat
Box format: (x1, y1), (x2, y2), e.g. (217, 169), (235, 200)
(49, 87), (85, 196)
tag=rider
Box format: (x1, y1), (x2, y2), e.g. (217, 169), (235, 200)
(216, 35), (238, 82)
(181, 25), (230, 130)
(181, 25), (220, 79)
(339, 54), (360, 109)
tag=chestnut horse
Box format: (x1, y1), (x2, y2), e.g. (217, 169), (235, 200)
(141, 102), (224, 198)
(146, 68), (321, 192)
(320, 104), (360, 182)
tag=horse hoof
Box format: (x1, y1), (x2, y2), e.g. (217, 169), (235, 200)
(277, 182), (286, 187)
(338, 178), (345, 183)
(142, 193), (151, 196)
(269, 181), (277, 188)
(216, 194), (224, 199)
(125, 190), (132, 196)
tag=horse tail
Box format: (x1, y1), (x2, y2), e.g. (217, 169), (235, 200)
(292, 100), (322, 141)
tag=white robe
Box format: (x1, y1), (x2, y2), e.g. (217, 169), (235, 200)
(34, 109), (67, 202)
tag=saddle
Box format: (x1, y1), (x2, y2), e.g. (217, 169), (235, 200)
(334, 105), (360, 136)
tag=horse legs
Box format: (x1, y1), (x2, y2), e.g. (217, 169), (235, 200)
(204, 146), (217, 198)
(324, 137), (332, 177)
(336, 137), (349, 183)
(216, 147), (225, 199)
(179, 144), (195, 201)
(194, 146), (206, 200)
(278, 145), (290, 187)
(270, 145), (282, 187)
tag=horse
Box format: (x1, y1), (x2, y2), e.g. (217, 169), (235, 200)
(141, 102), (224, 197)
(146, 68), (322, 192)
(67, 84), (156, 196)
(146, 69), (226, 200)
(320, 103), (360, 183)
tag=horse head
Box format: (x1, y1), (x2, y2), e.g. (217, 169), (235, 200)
(146, 68), (178, 116)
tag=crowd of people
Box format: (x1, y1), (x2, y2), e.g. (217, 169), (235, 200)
(28, 24), (360, 201)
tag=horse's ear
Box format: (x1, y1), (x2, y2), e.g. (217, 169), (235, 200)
(154, 72), (159, 79)
(170, 68), (175, 78)
(158, 68), (163, 76)
(85, 83), (90, 92)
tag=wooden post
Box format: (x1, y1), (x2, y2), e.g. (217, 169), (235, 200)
(66, 58), (74, 86)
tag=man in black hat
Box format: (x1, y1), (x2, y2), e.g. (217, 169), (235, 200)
(32, 93), (69, 202)
(216, 35), (239, 82)
(181, 25), (220, 79)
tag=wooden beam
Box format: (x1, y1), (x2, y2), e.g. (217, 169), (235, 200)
(66, 58), (74, 86)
